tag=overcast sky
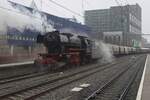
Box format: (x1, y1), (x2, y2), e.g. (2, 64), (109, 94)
(7, 0), (150, 37)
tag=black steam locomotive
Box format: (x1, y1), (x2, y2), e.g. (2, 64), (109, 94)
(35, 31), (150, 69)
(35, 31), (93, 68)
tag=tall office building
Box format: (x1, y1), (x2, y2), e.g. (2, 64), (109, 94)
(85, 4), (142, 47)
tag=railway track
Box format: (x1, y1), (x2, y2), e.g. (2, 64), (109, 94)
(0, 54), (134, 86)
(85, 55), (146, 100)
(0, 72), (55, 85)
(0, 56), (126, 85)
(0, 56), (132, 100)
(0, 56), (123, 85)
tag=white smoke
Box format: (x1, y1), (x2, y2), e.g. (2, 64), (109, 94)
(94, 40), (114, 63)
(0, 0), (55, 34)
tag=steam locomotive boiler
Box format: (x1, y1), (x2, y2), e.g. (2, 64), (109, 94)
(35, 31), (93, 69)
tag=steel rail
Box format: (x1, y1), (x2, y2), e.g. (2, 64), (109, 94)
(118, 56), (146, 100)
(0, 57), (127, 99)
(85, 56), (144, 100)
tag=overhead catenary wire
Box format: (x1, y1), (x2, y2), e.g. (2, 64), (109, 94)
(42, 1), (66, 17)
(48, 0), (84, 18)
(1, 1), (70, 22)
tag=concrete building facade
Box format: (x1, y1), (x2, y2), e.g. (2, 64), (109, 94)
(85, 4), (142, 47)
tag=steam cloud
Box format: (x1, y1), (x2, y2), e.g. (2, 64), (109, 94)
(0, 0), (55, 34)
(94, 40), (114, 63)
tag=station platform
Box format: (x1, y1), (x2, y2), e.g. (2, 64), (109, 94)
(136, 54), (150, 100)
